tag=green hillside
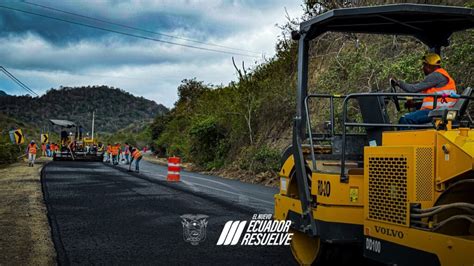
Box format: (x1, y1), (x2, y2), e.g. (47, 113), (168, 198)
(0, 85), (168, 133)
(101, 120), (152, 147)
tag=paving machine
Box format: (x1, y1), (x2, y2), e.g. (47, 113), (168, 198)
(50, 119), (104, 161)
(274, 4), (474, 265)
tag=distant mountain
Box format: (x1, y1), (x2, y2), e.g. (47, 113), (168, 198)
(0, 85), (168, 133)
(0, 90), (7, 96)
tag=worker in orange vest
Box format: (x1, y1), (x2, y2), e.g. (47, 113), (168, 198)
(111, 143), (119, 165)
(124, 143), (130, 164)
(50, 143), (55, 155)
(41, 143), (46, 156)
(392, 53), (457, 124)
(52, 143), (58, 154)
(116, 143), (122, 164)
(130, 147), (143, 173)
(26, 140), (38, 167)
(105, 143), (112, 163)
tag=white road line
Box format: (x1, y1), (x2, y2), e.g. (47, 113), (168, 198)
(180, 173), (237, 190)
(180, 180), (200, 193)
(121, 164), (274, 206)
(183, 181), (273, 205)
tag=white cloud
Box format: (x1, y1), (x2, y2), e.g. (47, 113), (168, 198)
(0, 0), (304, 107)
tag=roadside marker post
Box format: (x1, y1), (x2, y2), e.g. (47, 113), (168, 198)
(41, 133), (49, 144)
(167, 157), (181, 182)
(9, 129), (24, 144)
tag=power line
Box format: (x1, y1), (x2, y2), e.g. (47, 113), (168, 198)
(0, 66), (39, 96)
(0, 67), (38, 96)
(22, 0), (262, 55)
(0, 4), (260, 58)
(0, 66), (38, 96)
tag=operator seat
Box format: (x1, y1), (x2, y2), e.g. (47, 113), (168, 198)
(428, 87), (472, 122)
(357, 96), (391, 146)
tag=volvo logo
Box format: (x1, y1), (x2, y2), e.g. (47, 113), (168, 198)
(375, 226), (404, 239)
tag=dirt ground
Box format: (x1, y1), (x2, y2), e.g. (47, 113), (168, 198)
(0, 157), (56, 265)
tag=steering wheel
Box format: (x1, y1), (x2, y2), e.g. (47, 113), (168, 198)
(389, 79), (401, 112)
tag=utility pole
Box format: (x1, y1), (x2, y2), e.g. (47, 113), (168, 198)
(91, 111), (95, 142)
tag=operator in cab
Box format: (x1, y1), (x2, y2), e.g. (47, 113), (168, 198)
(392, 53), (457, 124)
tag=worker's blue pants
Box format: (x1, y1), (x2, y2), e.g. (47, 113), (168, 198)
(112, 155), (118, 165)
(399, 109), (431, 124)
(135, 157), (142, 171)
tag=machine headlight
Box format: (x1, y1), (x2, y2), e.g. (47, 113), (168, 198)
(446, 110), (457, 121)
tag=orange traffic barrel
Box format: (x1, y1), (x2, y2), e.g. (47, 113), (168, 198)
(167, 157), (181, 181)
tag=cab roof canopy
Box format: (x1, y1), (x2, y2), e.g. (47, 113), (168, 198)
(300, 4), (474, 51)
(49, 119), (76, 128)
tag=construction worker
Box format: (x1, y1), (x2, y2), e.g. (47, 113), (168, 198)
(52, 143), (58, 154)
(116, 143), (122, 164)
(46, 142), (51, 157)
(105, 143), (112, 163)
(124, 143), (130, 164)
(111, 143), (119, 165)
(50, 143), (55, 155)
(130, 147), (143, 173)
(68, 138), (77, 160)
(60, 128), (68, 146)
(97, 142), (104, 153)
(392, 53), (457, 124)
(26, 140), (38, 167)
(41, 142), (46, 156)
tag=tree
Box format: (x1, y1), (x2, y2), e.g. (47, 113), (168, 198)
(176, 78), (210, 108)
(230, 57), (261, 145)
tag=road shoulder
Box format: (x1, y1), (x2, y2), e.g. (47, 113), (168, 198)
(0, 158), (56, 265)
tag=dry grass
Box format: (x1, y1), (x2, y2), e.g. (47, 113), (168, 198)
(0, 157), (56, 265)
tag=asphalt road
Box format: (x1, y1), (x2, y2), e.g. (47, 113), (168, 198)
(115, 158), (278, 213)
(41, 161), (296, 265)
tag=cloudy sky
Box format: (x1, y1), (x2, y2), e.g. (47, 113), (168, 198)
(0, 0), (303, 107)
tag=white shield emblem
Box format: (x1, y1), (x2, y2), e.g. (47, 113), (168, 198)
(180, 214), (209, 245)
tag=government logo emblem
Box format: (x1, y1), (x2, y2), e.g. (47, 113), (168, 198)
(180, 214), (209, 245)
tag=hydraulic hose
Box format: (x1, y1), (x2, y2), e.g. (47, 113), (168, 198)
(411, 202), (474, 216)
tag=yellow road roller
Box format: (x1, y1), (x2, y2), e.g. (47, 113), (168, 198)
(274, 4), (474, 265)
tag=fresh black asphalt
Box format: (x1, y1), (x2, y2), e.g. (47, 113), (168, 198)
(41, 161), (296, 265)
(115, 159), (278, 213)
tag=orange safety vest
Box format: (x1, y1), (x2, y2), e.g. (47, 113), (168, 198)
(41, 143), (46, 151)
(131, 150), (142, 159)
(421, 68), (457, 110)
(111, 146), (119, 156)
(29, 143), (37, 154)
